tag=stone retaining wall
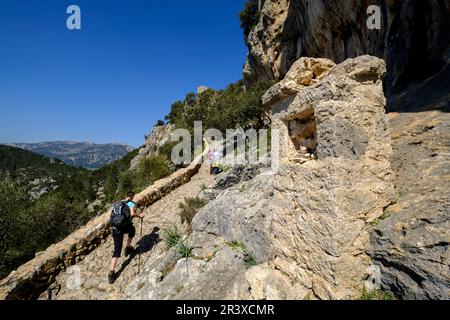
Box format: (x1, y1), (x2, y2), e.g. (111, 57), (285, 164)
(0, 147), (208, 300)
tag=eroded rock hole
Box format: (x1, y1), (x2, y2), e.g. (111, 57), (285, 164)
(288, 112), (318, 163)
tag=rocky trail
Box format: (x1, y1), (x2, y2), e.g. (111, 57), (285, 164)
(41, 162), (216, 300)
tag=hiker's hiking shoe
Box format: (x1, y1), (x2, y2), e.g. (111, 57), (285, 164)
(108, 271), (116, 284)
(124, 246), (134, 257)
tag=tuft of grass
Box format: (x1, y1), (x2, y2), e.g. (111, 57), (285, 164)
(177, 238), (195, 259)
(239, 184), (247, 193)
(243, 254), (257, 269)
(162, 226), (181, 248)
(360, 289), (397, 300)
(179, 197), (207, 227)
(226, 240), (257, 269)
(380, 208), (390, 219)
(371, 208), (392, 226)
(228, 240), (246, 251)
(175, 285), (184, 293)
(398, 191), (407, 198)
(200, 183), (208, 191)
(379, 208), (391, 221)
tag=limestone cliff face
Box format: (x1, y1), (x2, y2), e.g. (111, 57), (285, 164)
(244, 0), (450, 100)
(242, 55), (395, 299)
(243, 0), (449, 300)
(368, 111), (450, 300)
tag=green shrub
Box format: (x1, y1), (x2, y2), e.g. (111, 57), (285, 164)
(163, 226), (182, 248)
(134, 155), (173, 192)
(117, 169), (138, 195)
(240, 0), (260, 37)
(371, 208), (392, 226)
(0, 173), (92, 278)
(159, 141), (179, 163)
(165, 100), (187, 125)
(178, 197), (207, 227)
(0, 174), (29, 277)
(162, 227), (194, 259)
(165, 80), (274, 134)
(94, 148), (139, 202)
(360, 289), (397, 300)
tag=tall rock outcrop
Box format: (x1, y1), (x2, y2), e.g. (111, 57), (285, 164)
(243, 55), (395, 299)
(130, 124), (173, 170)
(244, 0), (450, 103)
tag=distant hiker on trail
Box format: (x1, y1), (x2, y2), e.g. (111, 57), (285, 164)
(211, 150), (222, 175)
(108, 191), (144, 284)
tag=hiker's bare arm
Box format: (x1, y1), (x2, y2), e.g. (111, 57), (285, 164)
(131, 206), (144, 219)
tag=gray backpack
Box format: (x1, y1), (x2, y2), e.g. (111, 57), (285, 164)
(110, 200), (132, 230)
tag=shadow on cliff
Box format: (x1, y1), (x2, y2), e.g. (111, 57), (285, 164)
(387, 63), (450, 113)
(279, 0), (450, 114)
(114, 226), (161, 280)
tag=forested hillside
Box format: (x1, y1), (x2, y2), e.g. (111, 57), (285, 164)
(0, 145), (139, 278)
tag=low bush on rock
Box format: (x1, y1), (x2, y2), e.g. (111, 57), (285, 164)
(360, 289), (397, 300)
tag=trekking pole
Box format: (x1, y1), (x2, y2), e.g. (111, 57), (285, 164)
(138, 217), (143, 274)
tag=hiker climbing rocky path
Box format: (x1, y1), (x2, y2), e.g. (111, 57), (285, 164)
(40, 162), (215, 300)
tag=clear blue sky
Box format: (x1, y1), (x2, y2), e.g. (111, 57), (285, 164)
(0, 0), (248, 148)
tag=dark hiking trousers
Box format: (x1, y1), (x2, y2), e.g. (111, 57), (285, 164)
(112, 223), (136, 258)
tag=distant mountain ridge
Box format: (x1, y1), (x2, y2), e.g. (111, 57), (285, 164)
(6, 141), (134, 169)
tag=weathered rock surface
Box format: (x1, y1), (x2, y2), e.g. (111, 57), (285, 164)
(130, 124), (173, 170)
(261, 57), (335, 106)
(214, 163), (266, 190)
(254, 55), (395, 299)
(125, 163), (274, 299)
(368, 111), (450, 300)
(244, 0), (450, 99)
(194, 165), (274, 264)
(125, 247), (248, 300)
